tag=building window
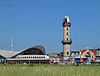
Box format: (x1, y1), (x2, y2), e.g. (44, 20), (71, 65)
(98, 52), (100, 55)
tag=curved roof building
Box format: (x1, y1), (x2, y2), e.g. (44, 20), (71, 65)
(0, 46), (50, 64)
(0, 45), (45, 58)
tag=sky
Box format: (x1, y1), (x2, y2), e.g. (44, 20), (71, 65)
(0, 0), (100, 53)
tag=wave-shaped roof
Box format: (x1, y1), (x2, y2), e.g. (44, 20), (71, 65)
(0, 46), (45, 58)
(0, 50), (18, 58)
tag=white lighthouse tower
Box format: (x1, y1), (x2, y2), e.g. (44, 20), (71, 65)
(62, 15), (72, 60)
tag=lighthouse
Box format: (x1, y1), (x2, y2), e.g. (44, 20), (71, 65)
(62, 15), (72, 59)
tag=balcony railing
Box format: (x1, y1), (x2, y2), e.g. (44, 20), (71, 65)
(63, 22), (71, 27)
(62, 39), (72, 44)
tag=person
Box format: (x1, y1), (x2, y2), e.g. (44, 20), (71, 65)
(75, 61), (79, 66)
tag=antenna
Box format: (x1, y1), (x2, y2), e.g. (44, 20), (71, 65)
(10, 37), (14, 51)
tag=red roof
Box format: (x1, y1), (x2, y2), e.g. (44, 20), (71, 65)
(90, 50), (96, 55)
(81, 50), (87, 55)
(81, 50), (96, 55)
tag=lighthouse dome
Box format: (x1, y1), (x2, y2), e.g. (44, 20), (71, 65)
(64, 15), (70, 23)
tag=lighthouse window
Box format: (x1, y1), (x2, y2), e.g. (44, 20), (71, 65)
(67, 38), (68, 41)
(67, 28), (68, 30)
(67, 33), (68, 35)
(67, 52), (69, 55)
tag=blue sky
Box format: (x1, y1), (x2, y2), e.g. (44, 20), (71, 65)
(0, 0), (100, 53)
